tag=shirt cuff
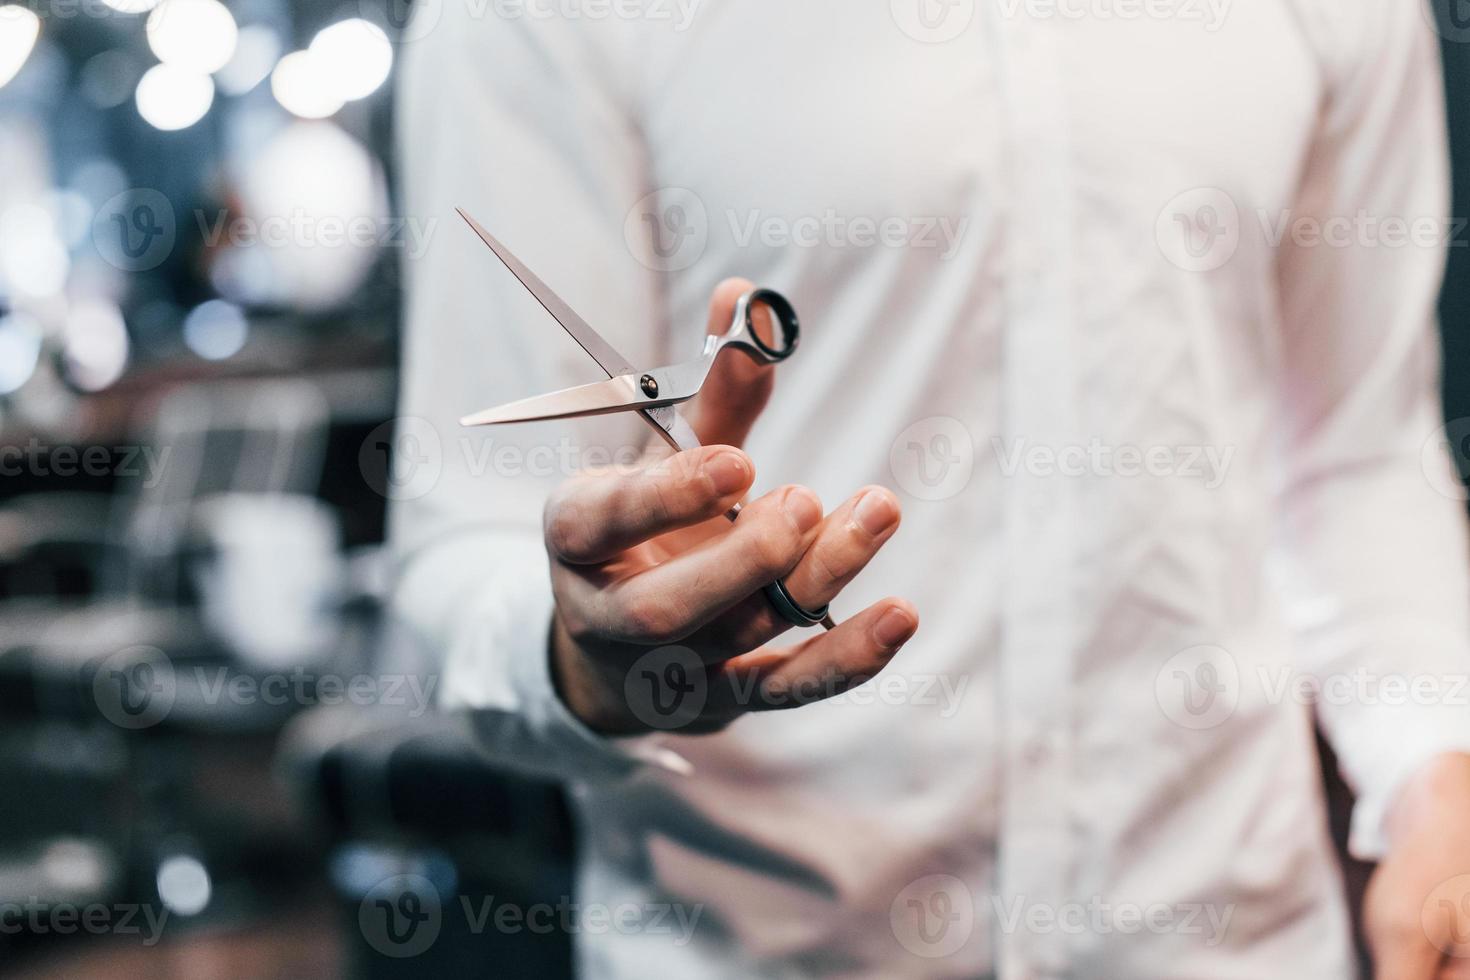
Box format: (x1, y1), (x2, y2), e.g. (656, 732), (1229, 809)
(1347, 711), (1470, 860)
(430, 533), (690, 783)
(505, 580), (693, 781)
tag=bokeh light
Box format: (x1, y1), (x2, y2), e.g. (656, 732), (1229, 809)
(0, 5), (40, 89)
(99, 0), (163, 13)
(270, 50), (342, 119)
(309, 19), (392, 102)
(0, 203), (69, 299)
(146, 0), (237, 75)
(135, 63), (214, 131)
(225, 121), (386, 310)
(62, 299), (130, 392)
(156, 855), (211, 916)
(0, 312), (43, 394)
(183, 299), (248, 360)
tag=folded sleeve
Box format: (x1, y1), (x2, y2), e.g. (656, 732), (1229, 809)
(388, 6), (687, 782)
(1272, 0), (1470, 859)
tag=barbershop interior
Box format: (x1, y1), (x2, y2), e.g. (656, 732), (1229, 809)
(0, 0), (577, 975)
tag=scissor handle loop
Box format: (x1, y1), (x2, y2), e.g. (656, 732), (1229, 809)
(732, 289), (800, 363)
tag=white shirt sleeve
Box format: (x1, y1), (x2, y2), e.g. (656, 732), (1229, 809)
(388, 7), (687, 782)
(1273, 0), (1470, 859)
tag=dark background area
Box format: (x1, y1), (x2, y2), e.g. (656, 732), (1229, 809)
(1442, 30), (1470, 433)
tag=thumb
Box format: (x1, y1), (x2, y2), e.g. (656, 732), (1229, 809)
(680, 277), (776, 449)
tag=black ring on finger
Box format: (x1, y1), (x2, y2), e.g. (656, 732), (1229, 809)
(762, 578), (830, 628)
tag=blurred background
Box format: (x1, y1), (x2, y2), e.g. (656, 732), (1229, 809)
(0, 1), (1466, 977)
(0, 0), (576, 975)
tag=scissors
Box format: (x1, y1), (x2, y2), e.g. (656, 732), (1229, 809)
(455, 208), (836, 631)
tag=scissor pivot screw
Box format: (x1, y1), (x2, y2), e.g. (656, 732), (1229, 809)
(639, 375), (659, 398)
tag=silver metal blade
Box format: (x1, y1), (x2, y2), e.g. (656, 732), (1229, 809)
(455, 207), (688, 449)
(460, 375), (650, 427)
(455, 208), (636, 379)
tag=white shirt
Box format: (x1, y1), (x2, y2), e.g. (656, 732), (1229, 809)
(391, 1), (1470, 976)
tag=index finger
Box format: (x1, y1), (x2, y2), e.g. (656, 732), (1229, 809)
(544, 445), (754, 565)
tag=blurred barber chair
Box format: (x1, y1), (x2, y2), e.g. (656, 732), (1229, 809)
(280, 705), (576, 980)
(0, 378), (349, 965)
(0, 378), (329, 641)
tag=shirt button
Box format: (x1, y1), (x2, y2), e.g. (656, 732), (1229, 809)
(1022, 738), (1052, 767)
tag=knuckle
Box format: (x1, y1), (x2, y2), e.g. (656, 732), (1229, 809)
(746, 519), (800, 579)
(803, 547), (845, 595)
(559, 607), (598, 649)
(544, 493), (593, 561)
(618, 594), (683, 645)
(635, 473), (677, 525)
(667, 448), (704, 483)
(672, 448), (733, 516)
(647, 449), (696, 487)
(682, 460), (722, 508)
(552, 588), (603, 650)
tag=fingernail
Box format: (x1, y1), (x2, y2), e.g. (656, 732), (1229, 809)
(781, 486), (822, 531)
(707, 452), (750, 495)
(853, 490), (898, 537)
(873, 606), (917, 649)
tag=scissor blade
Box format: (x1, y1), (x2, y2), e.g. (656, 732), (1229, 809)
(455, 208), (636, 379)
(460, 375), (651, 427)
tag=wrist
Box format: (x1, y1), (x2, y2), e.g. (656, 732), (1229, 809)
(549, 614), (638, 736)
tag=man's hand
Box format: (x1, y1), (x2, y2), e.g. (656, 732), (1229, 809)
(1366, 752), (1470, 980)
(545, 278), (918, 735)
